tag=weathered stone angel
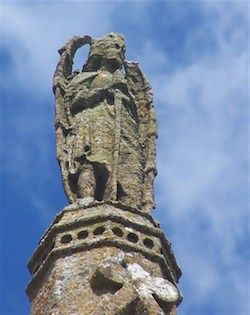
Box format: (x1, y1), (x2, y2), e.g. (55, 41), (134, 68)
(53, 33), (157, 213)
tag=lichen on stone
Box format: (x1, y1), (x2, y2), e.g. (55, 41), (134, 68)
(53, 33), (157, 213)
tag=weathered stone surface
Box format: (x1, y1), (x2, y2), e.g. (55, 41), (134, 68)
(53, 33), (157, 213)
(27, 203), (181, 296)
(27, 203), (181, 314)
(27, 33), (182, 315)
(29, 247), (180, 315)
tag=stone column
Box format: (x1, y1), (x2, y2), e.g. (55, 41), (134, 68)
(27, 202), (182, 314)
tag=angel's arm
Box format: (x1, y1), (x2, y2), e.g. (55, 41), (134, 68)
(53, 35), (92, 94)
(53, 36), (92, 129)
(53, 36), (91, 203)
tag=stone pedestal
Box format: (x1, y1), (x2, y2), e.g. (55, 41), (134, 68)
(27, 202), (181, 314)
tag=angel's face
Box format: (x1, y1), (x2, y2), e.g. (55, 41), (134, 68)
(88, 33), (126, 72)
(103, 34), (126, 64)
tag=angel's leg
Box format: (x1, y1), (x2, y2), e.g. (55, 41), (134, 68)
(77, 162), (96, 199)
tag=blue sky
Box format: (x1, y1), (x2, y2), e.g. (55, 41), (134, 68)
(2, 1), (248, 314)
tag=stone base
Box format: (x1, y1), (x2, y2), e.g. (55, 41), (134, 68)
(27, 202), (181, 314)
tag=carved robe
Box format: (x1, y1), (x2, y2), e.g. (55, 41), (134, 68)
(53, 34), (157, 213)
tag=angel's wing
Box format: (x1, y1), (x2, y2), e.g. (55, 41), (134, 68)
(125, 61), (157, 213)
(53, 36), (92, 203)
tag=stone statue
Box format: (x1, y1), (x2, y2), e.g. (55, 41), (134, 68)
(27, 33), (181, 315)
(53, 33), (157, 213)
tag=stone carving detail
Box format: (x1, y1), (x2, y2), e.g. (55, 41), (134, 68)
(53, 33), (157, 213)
(90, 259), (180, 315)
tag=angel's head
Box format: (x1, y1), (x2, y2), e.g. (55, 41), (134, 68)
(83, 33), (126, 73)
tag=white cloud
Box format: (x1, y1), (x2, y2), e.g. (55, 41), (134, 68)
(143, 2), (248, 314)
(3, 1), (116, 217)
(3, 1), (115, 95)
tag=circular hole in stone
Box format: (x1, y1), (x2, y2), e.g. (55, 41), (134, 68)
(93, 226), (105, 236)
(127, 232), (138, 243)
(112, 227), (123, 237)
(115, 43), (120, 49)
(143, 238), (154, 249)
(77, 230), (88, 239)
(61, 234), (73, 244)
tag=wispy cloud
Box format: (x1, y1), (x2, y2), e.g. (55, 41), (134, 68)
(3, 1), (115, 94)
(136, 2), (248, 314)
(3, 1), (116, 218)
